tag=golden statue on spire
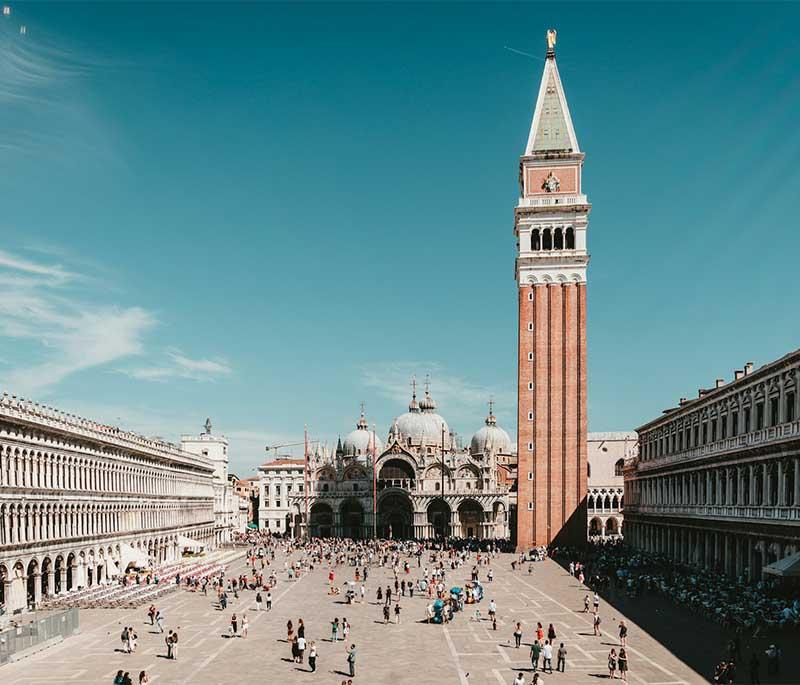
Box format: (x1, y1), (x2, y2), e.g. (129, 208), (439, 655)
(546, 28), (557, 52)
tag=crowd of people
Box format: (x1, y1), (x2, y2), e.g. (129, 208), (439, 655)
(100, 530), (800, 684)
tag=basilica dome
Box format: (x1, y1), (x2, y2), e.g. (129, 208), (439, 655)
(393, 385), (452, 450)
(470, 404), (512, 456)
(342, 407), (383, 457)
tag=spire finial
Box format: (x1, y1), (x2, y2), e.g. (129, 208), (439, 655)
(409, 376), (420, 411)
(486, 397), (497, 426)
(357, 401), (368, 429)
(424, 373), (431, 396)
(546, 28), (557, 57)
(204, 417), (212, 434)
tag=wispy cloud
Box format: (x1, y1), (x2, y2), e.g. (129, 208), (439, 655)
(0, 11), (117, 161)
(120, 349), (232, 383)
(0, 248), (155, 396)
(0, 246), (227, 397)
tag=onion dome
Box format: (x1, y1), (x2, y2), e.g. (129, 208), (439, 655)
(470, 401), (512, 456)
(392, 379), (451, 450)
(342, 404), (384, 457)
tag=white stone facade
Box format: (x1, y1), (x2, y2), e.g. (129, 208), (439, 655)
(181, 422), (239, 545)
(257, 459), (305, 535)
(625, 350), (800, 579)
(587, 432), (636, 539)
(0, 394), (215, 615)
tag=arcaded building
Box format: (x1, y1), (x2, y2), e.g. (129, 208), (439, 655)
(0, 394), (216, 615)
(515, 30), (589, 548)
(624, 350), (800, 579)
(587, 432), (636, 539)
(288, 385), (516, 541)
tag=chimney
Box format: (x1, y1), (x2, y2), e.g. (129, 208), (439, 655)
(734, 369), (744, 380)
(698, 388), (709, 398)
(679, 397), (689, 406)
(715, 378), (725, 389)
(744, 361), (754, 375)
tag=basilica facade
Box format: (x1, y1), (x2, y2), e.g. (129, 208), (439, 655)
(288, 384), (516, 541)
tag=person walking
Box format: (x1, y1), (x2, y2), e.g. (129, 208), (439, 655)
(266, 590), (273, 610)
(120, 626), (129, 654)
(583, 594), (590, 612)
(347, 643), (357, 678)
(165, 631), (173, 659)
(230, 613), (238, 638)
(255, 591), (263, 611)
(593, 613), (602, 636)
(297, 635), (306, 664)
(513, 622), (522, 648)
(593, 592), (600, 614)
(331, 617), (340, 641)
(383, 604), (390, 624)
(542, 640), (553, 673)
(394, 602), (402, 624)
(155, 610), (164, 633)
(308, 640), (317, 672)
(242, 614), (249, 638)
(547, 623), (557, 642)
(557, 642), (567, 672)
(608, 648), (618, 680)
(530, 639), (541, 672)
(618, 620), (627, 646)
(513, 674), (525, 685)
(618, 647), (628, 682)
(138, 671), (150, 685)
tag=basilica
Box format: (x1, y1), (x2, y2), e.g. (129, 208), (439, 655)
(288, 383), (516, 541)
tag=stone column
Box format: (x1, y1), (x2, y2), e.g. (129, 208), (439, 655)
(724, 535), (732, 577)
(33, 572), (42, 606)
(749, 465), (756, 505)
(777, 461), (786, 506)
(763, 463), (771, 506)
(794, 457), (800, 507)
(59, 567), (67, 594)
(47, 569), (55, 597)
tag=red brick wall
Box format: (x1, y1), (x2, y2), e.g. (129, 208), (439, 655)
(517, 281), (587, 550)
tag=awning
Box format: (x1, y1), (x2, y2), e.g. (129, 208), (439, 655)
(120, 543), (150, 571)
(177, 535), (205, 551)
(763, 551), (800, 577)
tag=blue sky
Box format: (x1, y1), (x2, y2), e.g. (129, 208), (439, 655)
(1, 2), (798, 476)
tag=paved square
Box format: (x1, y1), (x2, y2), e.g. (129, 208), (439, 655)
(3, 552), (706, 684)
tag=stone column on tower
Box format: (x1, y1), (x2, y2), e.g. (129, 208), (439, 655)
(514, 30), (590, 549)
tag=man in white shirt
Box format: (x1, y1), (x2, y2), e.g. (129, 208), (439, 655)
(542, 640), (554, 673)
(513, 673), (525, 685)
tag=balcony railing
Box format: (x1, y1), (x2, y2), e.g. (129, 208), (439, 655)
(625, 503), (800, 522)
(377, 478), (415, 491)
(638, 420), (800, 471)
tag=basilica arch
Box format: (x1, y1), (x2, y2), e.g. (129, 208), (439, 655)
(427, 498), (451, 538)
(456, 499), (483, 539)
(309, 502), (333, 538)
(340, 498), (365, 539)
(378, 492), (413, 539)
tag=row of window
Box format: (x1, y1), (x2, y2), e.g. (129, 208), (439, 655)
(642, 393), (796, 461)
(529, 227), (575, 251)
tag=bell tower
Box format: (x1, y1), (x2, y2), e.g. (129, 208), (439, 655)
(515, 30), (589, 548)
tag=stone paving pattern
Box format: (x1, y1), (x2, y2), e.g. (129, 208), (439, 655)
(0, 552), (746, 684)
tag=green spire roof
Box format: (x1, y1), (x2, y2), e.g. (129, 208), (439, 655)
(526, 53), (580, 155)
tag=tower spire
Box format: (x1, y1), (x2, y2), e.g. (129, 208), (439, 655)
(525, 28), (579, 155)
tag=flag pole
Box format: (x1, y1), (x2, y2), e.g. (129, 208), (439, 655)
(304, 424), (309, 541)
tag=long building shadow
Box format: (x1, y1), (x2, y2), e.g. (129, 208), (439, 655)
(553, 559), (795, 684)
